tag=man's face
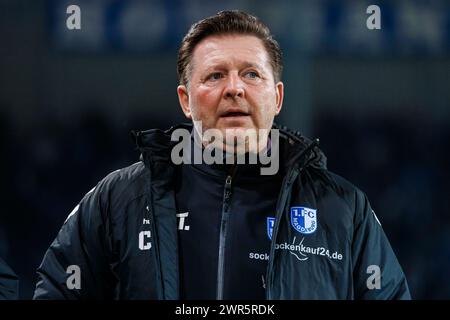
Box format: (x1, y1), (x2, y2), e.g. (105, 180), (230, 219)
(177, 34), (284, 153)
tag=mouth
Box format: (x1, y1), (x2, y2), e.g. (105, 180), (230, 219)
(220, 110), (250, 118)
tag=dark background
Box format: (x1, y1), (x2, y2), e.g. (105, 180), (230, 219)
(1, 0), (449, 299)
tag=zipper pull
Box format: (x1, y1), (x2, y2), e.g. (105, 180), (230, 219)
(223, 175), (233, 211)
(224, 176), (232, 200)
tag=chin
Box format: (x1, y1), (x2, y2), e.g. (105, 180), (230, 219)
(224, 128), (261, 154)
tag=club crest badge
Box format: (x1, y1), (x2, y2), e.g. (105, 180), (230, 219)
(267, 217), (275, 240)
(290, 207), (317, 235)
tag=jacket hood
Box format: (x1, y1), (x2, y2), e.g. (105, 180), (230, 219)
(131, 123), (327, 171)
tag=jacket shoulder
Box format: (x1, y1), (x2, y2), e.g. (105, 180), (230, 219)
(309, 167), (368, 216)
(93, 161), (149, 210)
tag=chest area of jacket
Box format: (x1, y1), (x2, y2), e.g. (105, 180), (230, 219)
(111, 170), (354, 274)
(174, 164), (284, 252)
(268, 180), (354, 294)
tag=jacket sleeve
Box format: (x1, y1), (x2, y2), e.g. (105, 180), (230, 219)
(0, 257), (19, 300)
(33, 183), (115, 299)
(351, 191), (411, 300)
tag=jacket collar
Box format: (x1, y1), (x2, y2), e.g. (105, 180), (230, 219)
(131, 122), (327, 172)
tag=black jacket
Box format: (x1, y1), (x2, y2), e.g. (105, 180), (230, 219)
(0, 257), (19, 300)
(33, 124), (411, 299)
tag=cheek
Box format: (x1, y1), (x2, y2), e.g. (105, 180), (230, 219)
(190, 88), (221, 123)
(193, 88), (220, 111)
(251, 89), (277, 119)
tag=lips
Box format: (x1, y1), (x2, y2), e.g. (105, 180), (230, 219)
(222, 111), (249, 117)
(220, 109), (250, 117)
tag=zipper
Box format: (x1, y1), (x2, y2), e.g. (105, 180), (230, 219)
(265, 168), (299, 300)
(264, 139), (320, 299)
(216, 167), (235, 300)
(142, 154), (165, 299)
(147, 203), (165, 299)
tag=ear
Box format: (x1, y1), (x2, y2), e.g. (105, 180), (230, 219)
(177, 85), (192, 119)
(274, 81), (284, 115)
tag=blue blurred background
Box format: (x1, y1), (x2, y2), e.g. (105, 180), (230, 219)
(0, 0), (449, 299)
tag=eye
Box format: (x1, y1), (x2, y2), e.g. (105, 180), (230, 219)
(244, 71), (259, 79)
(207, 72), (223, 81)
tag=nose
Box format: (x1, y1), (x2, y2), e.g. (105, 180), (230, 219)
(223, 72), (244, 99)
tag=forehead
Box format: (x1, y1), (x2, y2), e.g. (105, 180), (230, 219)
(191, 34), (271, 71)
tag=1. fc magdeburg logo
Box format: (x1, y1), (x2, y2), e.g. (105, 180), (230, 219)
(291, 207), (317, 235)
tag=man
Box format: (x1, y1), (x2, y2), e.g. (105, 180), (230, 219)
(34, 10), (410, 299)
